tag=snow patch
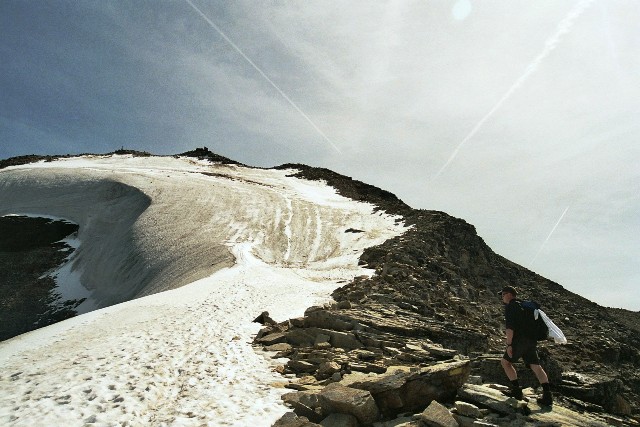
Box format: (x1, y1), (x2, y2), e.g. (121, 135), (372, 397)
(0, 156), (408, 426)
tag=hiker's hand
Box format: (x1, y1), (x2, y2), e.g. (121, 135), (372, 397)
(507, 346), (513, 358)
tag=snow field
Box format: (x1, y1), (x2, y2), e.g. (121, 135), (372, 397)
(0, 156), (408, 426)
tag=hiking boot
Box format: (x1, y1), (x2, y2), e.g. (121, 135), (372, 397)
(503, 388), (523, 400)
(536, 391), (553, 406)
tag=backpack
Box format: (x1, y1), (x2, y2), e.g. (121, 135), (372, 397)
(516, 300), (549, 341)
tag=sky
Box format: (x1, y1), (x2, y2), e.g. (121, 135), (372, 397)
(1, 0), (638, 310)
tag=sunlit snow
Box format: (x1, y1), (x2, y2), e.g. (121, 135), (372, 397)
(0, 155), (407, 426)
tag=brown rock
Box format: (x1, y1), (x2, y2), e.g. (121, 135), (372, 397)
(257, 332), (287, 345)
(305, 309), (355, 331)
(328, 331), (363, 350)
(318, 413), (358, 427)
(282, 391), (324, 423)
(453, 401), (482, 419)
(341, 360), (470, 418)
(254, 311), (277, 325)
(420, 400), (457, 427)
(317, 361), (341, 380)
(274, 411), (322, 427)
(288, 360), (318, 374)
(318, 383), (380, 426)
(265, 343), (293, 353)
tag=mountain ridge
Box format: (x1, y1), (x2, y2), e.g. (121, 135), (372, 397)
(1, 148), (638, 423)
(260, 153), (640, 421)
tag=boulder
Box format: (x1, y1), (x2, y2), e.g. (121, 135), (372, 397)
(372, 417), (419, 427)
(318, 383), (380, 426)
(341, 360), (470, 417)
(420, 400), (457, 427)
(254, 311), (277, 325)
(454, 401), (482, 419)
(329, 331), (363, 350)
(265, 343), (293, 353)
(257, 331), (287, 346)
(341, 366), (414, 394)
(317, 361), (342, 380)
(289, 360), (318, 374)
(456, 384), (518, 416)
(282, 391), (324, 422)
(319, 413), (359, 427)
(274, 412), (322, 427)
(558, 371), (632, 415)
(305, 309), (356, 331)
(315, 334), (331, 347)
(421, 343), (458, 360)
(286, 328), (324, 347)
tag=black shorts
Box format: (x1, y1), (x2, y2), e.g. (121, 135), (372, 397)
(503, 337), (540, 366)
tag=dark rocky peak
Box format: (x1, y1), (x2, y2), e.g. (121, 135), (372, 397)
(0, 154), (58, 169)
(275, 163), (410, 215)
(1, 148), (150, 170)
(180, 147), (244, 165)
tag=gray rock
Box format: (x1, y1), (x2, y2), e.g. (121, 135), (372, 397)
(254, 311), (277, 325)
(465, 376), (482, 385)
(318, 383), (380, 426)
(329, 331), (363, 350)
(265, 343), (293, 353)
(286, 328), (325, 347)
(257, 331), (287, 345)
(282, 391), (324, 423)
(558, 371), (633, 415)
(420, 400), (457, 427)
(456, 383), (615, 426)
(341, 366), (414, 394)
(319, 413), (359, 427)
(454, 401), (482, 419)
(373, 416), (419, 427)
(456, 384), (517, 416)
(450, 413), (477, 427)
(274, 411), (322, 427)
(305, 309), (356, 331)
(317, 361), (342, 380)
(342, 360), (470, 418)
(421, 343), (458, 360)
(289, 360), (318, 374)
(315, 334), (331, 346)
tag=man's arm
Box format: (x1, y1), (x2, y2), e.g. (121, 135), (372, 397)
(506, 328), (514, 357)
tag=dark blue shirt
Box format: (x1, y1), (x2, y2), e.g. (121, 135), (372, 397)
(504, 299), (521, 331)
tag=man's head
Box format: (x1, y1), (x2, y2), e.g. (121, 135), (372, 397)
(499, 285), (517, 303)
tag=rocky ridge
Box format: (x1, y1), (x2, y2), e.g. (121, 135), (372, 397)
(257, 163), (640, 426)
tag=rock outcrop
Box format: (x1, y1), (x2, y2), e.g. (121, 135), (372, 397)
(261, 163), (640, 425)
(0, 216), (83, 341)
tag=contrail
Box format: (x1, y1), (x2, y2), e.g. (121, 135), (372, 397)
(432, 0), (595, 180)
(528, 205), (570, 268)
(184, 0), (341, 154)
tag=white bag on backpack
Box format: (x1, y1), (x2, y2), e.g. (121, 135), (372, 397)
(538, 309), (567, 344)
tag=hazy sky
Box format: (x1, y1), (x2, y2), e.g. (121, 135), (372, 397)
(1, 1), (638, 310)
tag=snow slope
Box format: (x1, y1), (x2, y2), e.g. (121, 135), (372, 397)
(0, 155), (408, 426)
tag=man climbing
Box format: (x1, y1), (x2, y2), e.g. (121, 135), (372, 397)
(499, 285), (553, 406)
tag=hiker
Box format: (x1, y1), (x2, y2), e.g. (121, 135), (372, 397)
(499, 285), (553, 406)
